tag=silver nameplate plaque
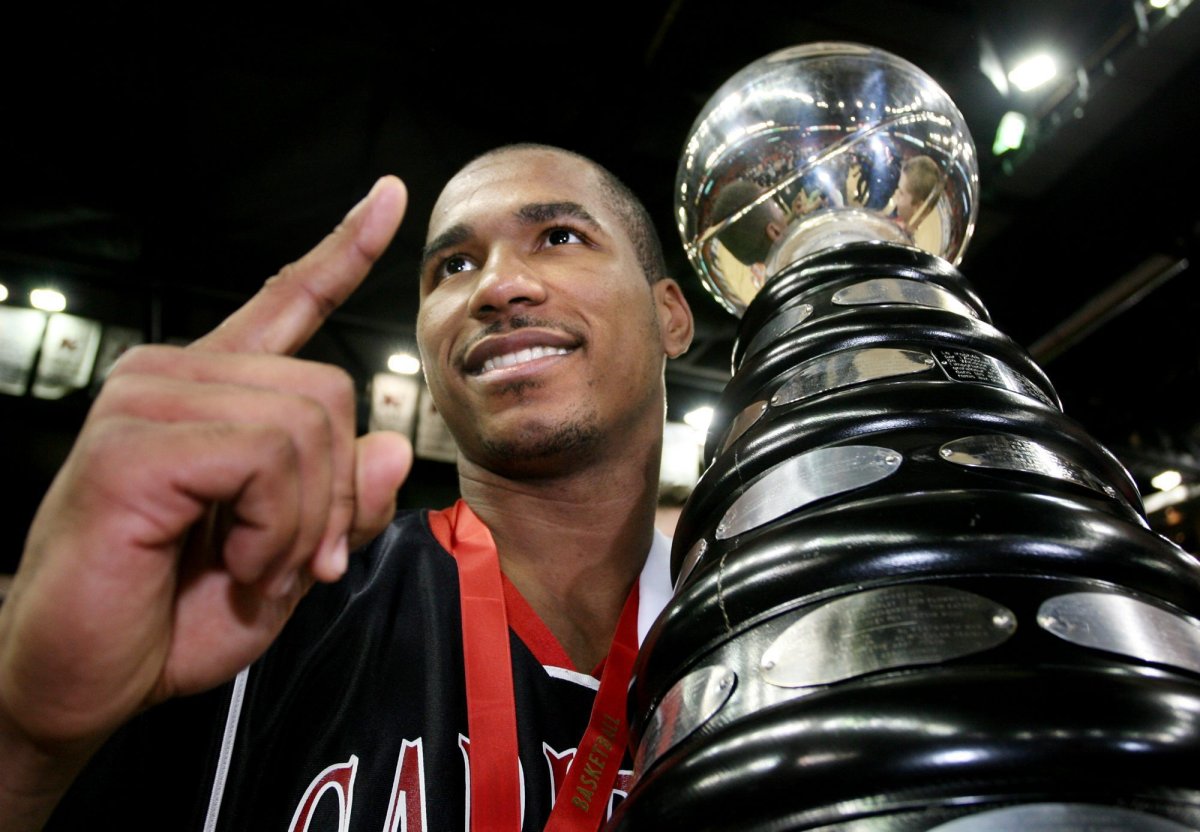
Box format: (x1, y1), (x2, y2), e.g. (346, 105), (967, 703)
(772, 347), (935, 407)
(674, 536), (708, 592)
(939, 434), (1119, 500)
(831, 277), (978, 318)
(928, 802), (1196, 831)
(633, 665), (736, 779)
(718, 400), (768, 455)
(716, 445), (902, 540)
(740, 302), (814, 364)
(1038, 592), (1200, 675)
(933, 348), (1056, 408)
(760, 584), (1017, 688)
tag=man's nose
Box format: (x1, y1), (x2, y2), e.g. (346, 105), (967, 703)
(468, 250), (547, 318)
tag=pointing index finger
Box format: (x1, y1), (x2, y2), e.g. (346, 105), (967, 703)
(194, 176), (408, 355)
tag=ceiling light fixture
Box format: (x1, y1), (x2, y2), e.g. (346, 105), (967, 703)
(387, 352), (421, 375)
(30, 288), (66, 312)
(1151, 470), (1183, 491)
(1008, 54), (1058, 92)
(683, 405), (714, 434)
(992, 111), (1028, 154)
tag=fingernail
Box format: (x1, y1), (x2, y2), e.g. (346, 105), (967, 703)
(345, 177), (388, 222)
(330, 535), (349, 578)
(268, 570), (299, 600)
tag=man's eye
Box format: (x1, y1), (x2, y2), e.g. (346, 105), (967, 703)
(437, 255), (477, 279)
(546, 227), (585, 246)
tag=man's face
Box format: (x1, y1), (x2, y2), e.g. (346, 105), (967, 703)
(416, 148), (690, 476)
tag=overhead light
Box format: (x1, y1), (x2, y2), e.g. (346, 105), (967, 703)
(683, 405), (714, 434)
(30, 288), (66, 312)
(1008, 54), (1057, 92)
(978, 35), (1010, 96)
(1151, 469), (1183, 491)
(387, 352), (421, 375)
(660, 421), (703, 497)
(1149, 0), (1173, 8)
(0, 283), (8, 302)
(992, 111), (1028, 155)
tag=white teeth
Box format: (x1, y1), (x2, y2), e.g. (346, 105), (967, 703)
(480, 345), (570, 374)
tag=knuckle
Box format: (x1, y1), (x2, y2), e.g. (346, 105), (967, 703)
(89, 372), (150, 417)
(266, 263), (340, 320)
(287, 360), (356, 424)
(107, 343), (178, 377)
(75, 415), (150, 469)
(315, 364), (356, 414)
(254, 422), (302, 469)
(291, 393), (335, 443)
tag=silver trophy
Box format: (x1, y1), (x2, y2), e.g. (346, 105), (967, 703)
(611, 44), (1200, 830)
(677, 42), (976, 316)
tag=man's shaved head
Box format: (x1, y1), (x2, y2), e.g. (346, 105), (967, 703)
(454, 143), (668, 285)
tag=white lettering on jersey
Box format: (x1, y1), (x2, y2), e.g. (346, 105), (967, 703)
(542, 742), (576, 808)
(382, 738), (427, 832)
(458, 735), (471, 832)
(288, 755), (359, 832)
(609, 771), (634, 818)
(288, 740), (631, 829)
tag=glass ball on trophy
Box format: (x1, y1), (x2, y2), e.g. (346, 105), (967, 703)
(677, 42), (979, 315)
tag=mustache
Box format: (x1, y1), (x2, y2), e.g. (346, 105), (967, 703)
(459, 315), (586, 356)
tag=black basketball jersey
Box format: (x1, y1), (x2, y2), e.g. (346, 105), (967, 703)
(46, 508), (672, 831)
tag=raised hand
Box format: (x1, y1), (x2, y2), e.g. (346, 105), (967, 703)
(0, 176), (413, 820)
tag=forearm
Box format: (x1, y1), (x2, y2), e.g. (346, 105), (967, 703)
(0, 701), (100, 831)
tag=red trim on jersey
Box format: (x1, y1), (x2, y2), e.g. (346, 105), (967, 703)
(433, 505), (603, 676)
(501, 574), (577, 672)
(430, 501), (639, 832)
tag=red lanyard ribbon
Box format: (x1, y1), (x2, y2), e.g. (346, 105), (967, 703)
(431, 500), (640, 832)
(544, 586), (638, 832)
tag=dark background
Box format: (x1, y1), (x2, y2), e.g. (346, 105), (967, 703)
(3, 0), (1199, 573)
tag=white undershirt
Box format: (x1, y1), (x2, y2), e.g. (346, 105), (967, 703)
(637, 528), (674, 648)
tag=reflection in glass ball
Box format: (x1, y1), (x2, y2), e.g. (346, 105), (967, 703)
(676, 42), (979, 316)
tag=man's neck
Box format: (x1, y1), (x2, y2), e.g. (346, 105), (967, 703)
(457, 453), (660, 671)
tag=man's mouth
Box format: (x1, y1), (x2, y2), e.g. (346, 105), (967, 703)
(462, 328), (582, 377)
(479, 345), (572, 374)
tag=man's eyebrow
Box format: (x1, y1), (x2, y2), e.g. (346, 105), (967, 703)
(420, 202), (603, 273)
(516, 201), (602, 230)
(420, 223), (472, 272)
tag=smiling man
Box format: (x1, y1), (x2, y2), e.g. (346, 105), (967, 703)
(418, 145), (693, 670)
(0, 144), (693, 831)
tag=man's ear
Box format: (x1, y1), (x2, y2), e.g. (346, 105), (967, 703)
(654, 278), (695, 359)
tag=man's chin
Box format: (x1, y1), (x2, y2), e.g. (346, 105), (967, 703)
(477, 421), (601, 477)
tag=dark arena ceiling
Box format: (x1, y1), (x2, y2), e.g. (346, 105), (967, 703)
(2, 0), (1199, 571)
